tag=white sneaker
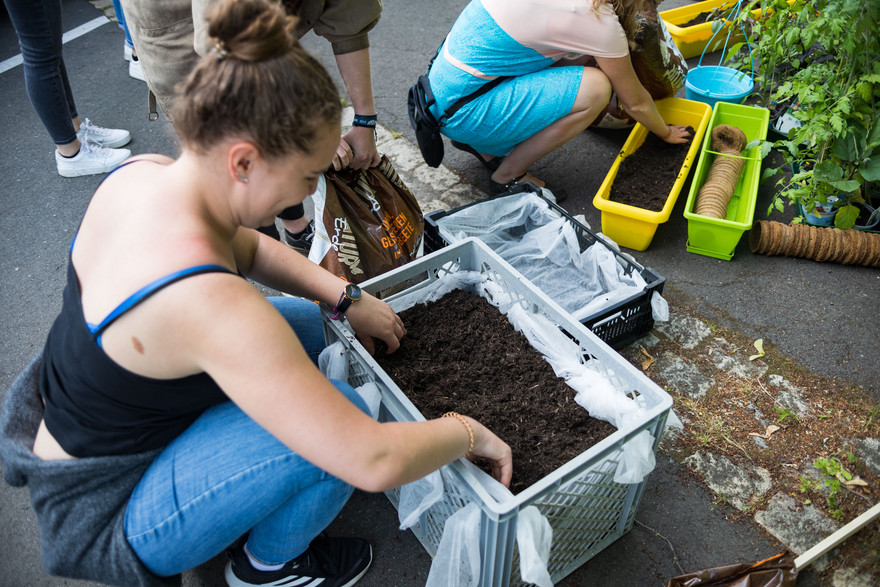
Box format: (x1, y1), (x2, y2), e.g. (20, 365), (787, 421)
(129, 57), (146, 82)
(56, 142), (131, 178)
(124, 43), (133, 62)
(76, 118), (131, 149)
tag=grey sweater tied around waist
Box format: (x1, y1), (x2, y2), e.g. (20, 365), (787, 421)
(0, 354), (178, 586)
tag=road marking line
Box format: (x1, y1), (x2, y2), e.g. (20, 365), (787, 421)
(0, 16), (110, 75)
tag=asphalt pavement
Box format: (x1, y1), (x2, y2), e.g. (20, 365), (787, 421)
(0, 0), (877, 586)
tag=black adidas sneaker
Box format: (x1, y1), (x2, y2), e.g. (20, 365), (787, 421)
(225, 534), (372, 587)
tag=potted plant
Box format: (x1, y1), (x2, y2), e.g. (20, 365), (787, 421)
(728, 0), (880, 229)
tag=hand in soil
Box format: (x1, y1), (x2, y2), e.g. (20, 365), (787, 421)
(662, 124), (695, 145)
(371, 338), (388, 358)
(468, 418), (514, 488)
(345, 294), (406, 355)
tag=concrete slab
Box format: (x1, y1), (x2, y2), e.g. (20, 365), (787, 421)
(658, 353), (714, 399)
(755, 493), (841, 555)
(683, 452), (773, 510)
(767, 374), (813, 418)
(655, 310), (712, 349)
(706, 337), (769, 380)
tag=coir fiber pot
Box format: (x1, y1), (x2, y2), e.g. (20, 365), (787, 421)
(592, 97), (712, 251)
(683, 102), (770, 260)
(749, 220), (880, 267)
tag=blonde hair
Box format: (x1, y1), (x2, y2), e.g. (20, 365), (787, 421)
(174, 0), (341, 158)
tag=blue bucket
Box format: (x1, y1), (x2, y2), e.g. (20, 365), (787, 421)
(685, 65), (754, 109)
(687, 0), (755, 109)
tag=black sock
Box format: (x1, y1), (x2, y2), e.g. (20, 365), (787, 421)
(286, 225), (310, 239)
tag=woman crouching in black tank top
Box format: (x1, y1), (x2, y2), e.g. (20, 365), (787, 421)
(3, 0), (513, 585)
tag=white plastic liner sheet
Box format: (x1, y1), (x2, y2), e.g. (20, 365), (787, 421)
(321, 269), (668, 586)
(434, 193), (662, 322)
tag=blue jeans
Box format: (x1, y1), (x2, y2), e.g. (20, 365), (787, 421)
(3, 0), (78, 145)
(111, 0), (134, 48)
(124, 297), (369, 576)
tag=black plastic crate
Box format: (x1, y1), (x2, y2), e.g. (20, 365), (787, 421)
(423, 183), (665, 349)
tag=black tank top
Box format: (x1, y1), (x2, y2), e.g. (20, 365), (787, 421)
(40, 260), (238, 457)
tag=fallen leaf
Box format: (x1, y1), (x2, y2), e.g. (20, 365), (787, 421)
(749, 338), (765, 361)
(640, 347), (655, 371)
(842, 477), (868, 488)
(748, 424), (781, 440)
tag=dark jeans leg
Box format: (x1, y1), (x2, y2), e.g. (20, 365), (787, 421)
(3, 0), (78, 145)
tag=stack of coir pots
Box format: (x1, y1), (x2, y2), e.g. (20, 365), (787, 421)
(750, 220), (880, 267)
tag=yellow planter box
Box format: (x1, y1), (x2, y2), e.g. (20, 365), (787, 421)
(661, 0), (792, 60)
(592, 98), (713, 251)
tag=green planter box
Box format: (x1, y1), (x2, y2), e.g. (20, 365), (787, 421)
(683, 102), (770, 260)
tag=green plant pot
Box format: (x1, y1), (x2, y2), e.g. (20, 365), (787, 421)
(683, 102), (770, 260)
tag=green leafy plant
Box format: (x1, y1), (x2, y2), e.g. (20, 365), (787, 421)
(775, 406), (799, 424)
(811, 454), (859, 521)
(728, 0), (880, 228)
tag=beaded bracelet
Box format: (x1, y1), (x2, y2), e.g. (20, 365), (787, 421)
(443, 412), (474, 455)
(352, 113), (378, 128)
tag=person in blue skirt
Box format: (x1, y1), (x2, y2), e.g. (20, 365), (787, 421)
(429, 0), (693, 195)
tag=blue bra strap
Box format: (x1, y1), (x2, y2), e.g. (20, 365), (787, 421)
(89, 264), (236, 339)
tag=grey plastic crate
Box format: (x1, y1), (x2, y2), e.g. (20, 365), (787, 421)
(322, 238), (672, 586)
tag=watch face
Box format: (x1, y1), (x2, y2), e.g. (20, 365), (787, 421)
(345, 283), (362, 301)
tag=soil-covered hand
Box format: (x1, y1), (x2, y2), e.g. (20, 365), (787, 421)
(469, 418), (514, 487)
(346, 294), (406, 355)
(661, 124), (694, 145)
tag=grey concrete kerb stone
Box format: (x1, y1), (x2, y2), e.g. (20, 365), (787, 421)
(766, 374), (813, 418)
(851, 438), (880, 476)
(707, 337), (769, 380)
(832, 567), (876, 587)
(755, 493), (840, 557)
(654, 310), (711, 349)
(657, 353), (714, 400)
(682, 452), (773, 510)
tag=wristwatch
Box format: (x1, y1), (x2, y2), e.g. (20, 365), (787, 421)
(329, 283), (361, 320)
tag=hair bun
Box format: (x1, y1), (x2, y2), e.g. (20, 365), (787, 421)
(206, 0), (296, 62)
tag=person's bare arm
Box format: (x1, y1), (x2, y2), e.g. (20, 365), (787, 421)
(594, 55), (692, 144)
(178, 280), (512, 490)
(334, 48), (381, 170)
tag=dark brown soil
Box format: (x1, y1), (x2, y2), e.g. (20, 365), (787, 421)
(609, 130), (694, 211)
(680, 9), (732, 28)
(375, 289), (616, 494)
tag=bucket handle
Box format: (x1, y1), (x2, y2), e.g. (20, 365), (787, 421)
(697, 0), (755, 83)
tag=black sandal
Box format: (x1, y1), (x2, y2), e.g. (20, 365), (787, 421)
(489, 174), (568, 202)
(451, 140), (502, 172)
(488, 173), (527, 195)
